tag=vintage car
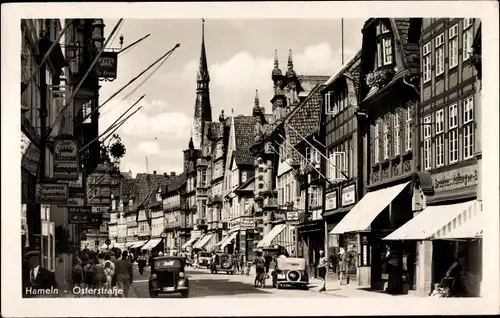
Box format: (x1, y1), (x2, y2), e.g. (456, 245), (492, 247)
(149, 256), (189, 298)
(210, 253), (235, 275)
(271, 257), (309, 290)
(197, 251), (212, 268)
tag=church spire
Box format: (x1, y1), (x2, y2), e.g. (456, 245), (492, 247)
(191, 18), (212, 150)
(254, 89), (260, 107)
(286, 49), (296, 78)
(197, 18), (210, 83)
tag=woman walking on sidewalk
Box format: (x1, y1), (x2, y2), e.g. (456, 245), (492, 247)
(317, 250), (328, 292)
(338, 247), (349, 286)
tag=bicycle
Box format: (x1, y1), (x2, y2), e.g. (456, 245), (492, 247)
(254, 271), (266, 288)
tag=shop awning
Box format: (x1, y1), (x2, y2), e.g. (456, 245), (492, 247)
(141, 238), (163, 250)
(384, 200), (479, 241)
(257, 224), (287, 248)
(441, 204), (483, 240)
(193, 233), (215, 249)
(181, 236), (200, 249)
(130, 240), (147, 248)
(216, 232), (238, 249)
(330, 181), (411, 234)
(125, 242), (136, 248)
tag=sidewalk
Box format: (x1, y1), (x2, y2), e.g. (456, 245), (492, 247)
(308, 276), (420, 298)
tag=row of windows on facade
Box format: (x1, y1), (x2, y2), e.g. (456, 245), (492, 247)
(422, 18), (475, 83)
(373, 106), (414, 164)
(422, 96), (474, 170)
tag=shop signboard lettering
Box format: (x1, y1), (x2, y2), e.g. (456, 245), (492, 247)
(58, 173), (83, 188)
(240, 217), (255, 229)
(36, 183), (68, 204)
(53, 135), (79, 180)
(325, 191), (337, 211)
(21, 131), (41, 176)
(341, 184), (356, 207)
(286, 211), (300, 224)
(229, 218), (240, 230)
(92, 206), (110, 214)
(68, 207), (92, 224)
(60, 189), (85, 207)
(96, 51), (118, 79)
(433, 165), (479, 192)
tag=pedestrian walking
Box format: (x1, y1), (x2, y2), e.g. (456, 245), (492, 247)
(338, 246), (349, 286)
(114, 251), (134, 298)
(317, 250), (328, 292)
(71, 256), (84, 296)
(103, 261), (115, 297)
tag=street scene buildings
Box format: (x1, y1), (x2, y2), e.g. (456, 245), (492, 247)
(19, 17), (484, 299)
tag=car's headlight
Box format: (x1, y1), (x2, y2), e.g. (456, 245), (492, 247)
(179, 272), (185, 278)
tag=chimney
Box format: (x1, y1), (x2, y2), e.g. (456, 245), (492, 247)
(164, 172), (167, 177)
(170, 172), (176, 176)
(153, 171), (157, 175)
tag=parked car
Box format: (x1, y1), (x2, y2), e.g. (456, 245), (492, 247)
(210, 253), (235, 275)
(148, 256), (189, 298)
(198, 252), (211, 268)
(271, 257), (309, 290)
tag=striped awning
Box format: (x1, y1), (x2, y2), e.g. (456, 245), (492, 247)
(384, 200), (480, 241)
(141, 238), (162, 250)
(130, 240), (147, 248)
(257, 224), (287, 248)
(193, 233), (215, 250)
(181, 236), (200, 249)
(442, 206), (483, 240)
(215, 232), (238, 250)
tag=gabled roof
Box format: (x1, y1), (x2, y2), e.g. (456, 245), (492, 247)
(134, 173), (174, 208)
(284, 84), (325, 147)
(324, 50), (362, 88)
(165, 172), (187, 194)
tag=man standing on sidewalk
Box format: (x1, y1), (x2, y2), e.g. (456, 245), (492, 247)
(114, 251), (134, 297)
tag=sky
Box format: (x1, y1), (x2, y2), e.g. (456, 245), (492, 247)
(100, 19), (365, 177)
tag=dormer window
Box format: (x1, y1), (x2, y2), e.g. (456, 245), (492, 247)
(375, 20), (393, 69)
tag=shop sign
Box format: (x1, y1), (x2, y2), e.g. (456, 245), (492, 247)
(58, 173), (83, 188)
(240, 217), (255, 229)
(96, 51), (118, 79)
(286, 211), (300, 224)
(92, 206), (110, 214)
(68, 207), (92, 224)
(229, 218), (240, 229)
(433, 165), (479, 192)
(341, 184), (356, 207)
(21, 131), (41, 176)
(60, 189), (85, 207)
(36, 183), (68, 204)
(325, 191), (337, 211)
(53, 135), (79, 180)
